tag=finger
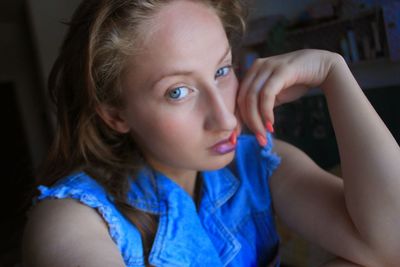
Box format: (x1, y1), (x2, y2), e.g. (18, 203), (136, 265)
(243, 67), (274, 136)
(238, 84), (266, 145)
(239, 60), (275, 132)
(259, 69), (287, 125)
(237, 59), (262, 106)
(237, 60), (263, 135)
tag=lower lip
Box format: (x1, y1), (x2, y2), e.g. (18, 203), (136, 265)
(213, 141), (236, 155)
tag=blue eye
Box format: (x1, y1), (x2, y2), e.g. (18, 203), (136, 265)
(167, 86), (190, 100)
(215, 66), (232, 78)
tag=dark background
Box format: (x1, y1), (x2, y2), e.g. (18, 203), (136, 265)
(0, 0), (399, 266)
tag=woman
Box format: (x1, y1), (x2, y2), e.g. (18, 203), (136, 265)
(22, 0), (400, 266)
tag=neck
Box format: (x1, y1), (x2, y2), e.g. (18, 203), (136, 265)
(171, 170), (198, 197)
(146, 159), (198, 197)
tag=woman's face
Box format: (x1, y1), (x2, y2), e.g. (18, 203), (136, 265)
(119, 0), (239, 177)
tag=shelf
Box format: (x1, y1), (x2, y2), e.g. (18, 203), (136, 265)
(240, 5), (400, 90)
(287, 9), (380, 35)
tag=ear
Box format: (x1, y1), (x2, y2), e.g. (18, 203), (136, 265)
(96, 104), (130, 134)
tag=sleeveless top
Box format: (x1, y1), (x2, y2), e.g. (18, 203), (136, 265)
(35, 133), (282, 266)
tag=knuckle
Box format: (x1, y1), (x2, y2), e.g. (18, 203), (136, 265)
(275, 64), (288, 75)
(260, 87), (273, 99)
(265, 78), (280, 93)
(254, 58), (264, 66)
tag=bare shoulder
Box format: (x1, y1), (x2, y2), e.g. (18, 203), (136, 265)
(22, 198), (126, 267)
(271, 138), (324, 180)
(272, 138), (317, 164)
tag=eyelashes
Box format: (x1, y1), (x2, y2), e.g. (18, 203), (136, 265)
(215, 65), (232, 79)
(165, 64), (233, 102)
(166, 86), (191, 101)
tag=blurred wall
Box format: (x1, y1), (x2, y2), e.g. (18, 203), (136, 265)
(26, 0), (81, 85)
(0, 3), (50, 169)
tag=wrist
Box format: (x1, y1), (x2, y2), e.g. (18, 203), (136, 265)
(320, 52), (350, 94)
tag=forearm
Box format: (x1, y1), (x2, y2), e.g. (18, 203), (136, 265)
(321, 55), (400, 262)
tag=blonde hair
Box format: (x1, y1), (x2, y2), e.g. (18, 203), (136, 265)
(40, 0), (246, 264)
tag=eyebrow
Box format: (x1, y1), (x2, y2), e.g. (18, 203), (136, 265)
(151, 46), (232, 88)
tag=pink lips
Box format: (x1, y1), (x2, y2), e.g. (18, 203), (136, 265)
(211, 132), (237, 155)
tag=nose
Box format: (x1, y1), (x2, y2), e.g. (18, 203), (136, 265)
(203, 86), (237, 132)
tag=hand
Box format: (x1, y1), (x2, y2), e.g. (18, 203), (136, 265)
(237, 49), (340, 141)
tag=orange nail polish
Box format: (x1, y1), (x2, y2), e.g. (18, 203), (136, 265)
(266, 121), (274, 133)
(229, 130), (237, 146)
(256, 133), (267, 147)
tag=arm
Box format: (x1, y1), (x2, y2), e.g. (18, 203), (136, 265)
(22, 198), (126, 267)
(321, 56), (400, 264)
(271, 139), (379, 266)
(238, 49), (400, 266)
(322, 55), (400, 255)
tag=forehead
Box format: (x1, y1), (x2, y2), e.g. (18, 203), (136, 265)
(147, 0), (225, 43)
(126, 0), (230, 81)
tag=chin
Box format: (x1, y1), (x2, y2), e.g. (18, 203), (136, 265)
(202, 151), (236, 171)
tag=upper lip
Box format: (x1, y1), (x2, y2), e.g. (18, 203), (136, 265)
(209, 128), (238, 148)
(212, 138), (229, 147)
(210, 136), (232, 148)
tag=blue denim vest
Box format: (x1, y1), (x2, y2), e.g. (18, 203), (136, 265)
(36, 133), (281, 266)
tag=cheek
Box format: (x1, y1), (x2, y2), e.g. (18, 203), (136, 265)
(138, 113), (201, 163)
(132, 106), (197, 146)
(222, 75), (239, 110)
(158, 112), (200, 140)
(159, 118), (188, 137)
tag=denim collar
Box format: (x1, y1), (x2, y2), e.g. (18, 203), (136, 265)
(127, 166), (240, 215)
(127, 166), (241, 266)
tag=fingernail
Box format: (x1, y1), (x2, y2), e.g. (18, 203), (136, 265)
(266, 121), (275, 133)
(256, 133), (267, 147)
(229, 130), (237, 146)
